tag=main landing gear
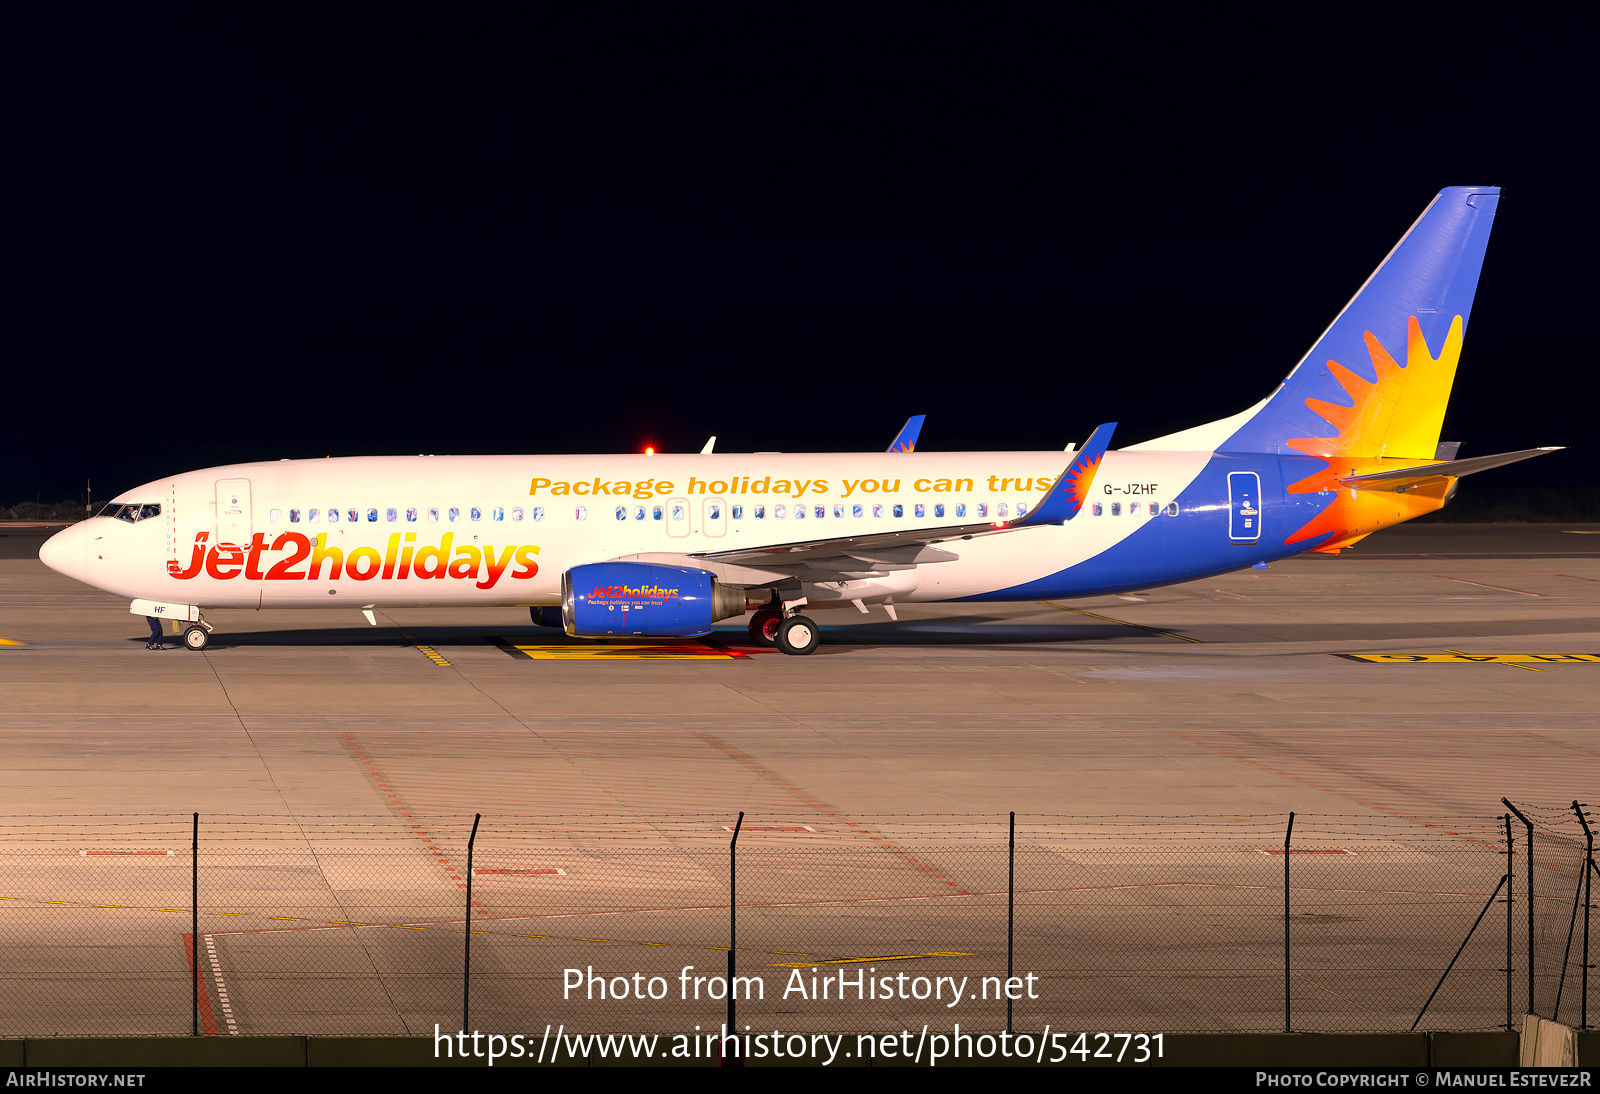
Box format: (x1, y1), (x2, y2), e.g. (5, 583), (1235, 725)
(749, 603), (819, 656)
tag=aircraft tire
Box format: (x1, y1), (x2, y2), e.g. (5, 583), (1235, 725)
(775, 615), (819, 656)
(748, 608), (782, 647)
(182, 625), (209, 652)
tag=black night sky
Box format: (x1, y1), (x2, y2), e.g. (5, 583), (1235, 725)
(3, 11), (1585, 509)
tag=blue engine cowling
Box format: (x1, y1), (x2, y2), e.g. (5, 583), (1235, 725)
(561, 562), (747, 638)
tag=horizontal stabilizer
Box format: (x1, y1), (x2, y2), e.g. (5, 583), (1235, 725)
(1338, 447), (1563, 490)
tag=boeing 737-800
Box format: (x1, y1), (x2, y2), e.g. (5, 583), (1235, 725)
(39, 186), (1558, 654)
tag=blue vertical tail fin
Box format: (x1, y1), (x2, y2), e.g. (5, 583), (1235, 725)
(1130, 186), (1501, 459)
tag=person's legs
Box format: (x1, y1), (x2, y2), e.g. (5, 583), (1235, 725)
(146, 616), (163, 649)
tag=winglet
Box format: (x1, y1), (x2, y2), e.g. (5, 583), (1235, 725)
(1016, 423), (1117, 526)
(887, 415), (925, 453)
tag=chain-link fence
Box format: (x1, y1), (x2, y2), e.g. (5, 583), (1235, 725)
(0, 809), (1592, 1038)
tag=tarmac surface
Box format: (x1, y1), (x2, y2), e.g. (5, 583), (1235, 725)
(1, 522), (1597, 1039)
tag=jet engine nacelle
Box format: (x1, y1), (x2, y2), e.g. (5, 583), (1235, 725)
(561, 562), (746, 638)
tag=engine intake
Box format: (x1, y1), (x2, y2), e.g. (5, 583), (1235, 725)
(561, 562), (745, 638)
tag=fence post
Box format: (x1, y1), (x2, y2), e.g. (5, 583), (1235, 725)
(463, 813), (481, 1036)
(724, 811), (744, 1068)
(1574, 801), (1593, 1030)
(1007, 811), (1015, 1036)
(191, 811), (198, 1037)
(1506, 813), (1514, 1032)
(1505, 798), (1534, 1016)
(1284, 812), (1294, 1034)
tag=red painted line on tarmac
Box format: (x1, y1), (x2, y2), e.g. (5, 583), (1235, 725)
(340, 734), (484, 908)
(181, 933), (220, 1036)
(695, 733), (970, 895)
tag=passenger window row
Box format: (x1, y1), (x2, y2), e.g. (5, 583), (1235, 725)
(1090, 502), (1179, 517)
(269, 506), (530, 524)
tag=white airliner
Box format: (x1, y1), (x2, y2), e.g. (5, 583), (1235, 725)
(40, 187), (1557, 654)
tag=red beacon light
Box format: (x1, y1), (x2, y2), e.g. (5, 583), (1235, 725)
(643, 446), (655, 456)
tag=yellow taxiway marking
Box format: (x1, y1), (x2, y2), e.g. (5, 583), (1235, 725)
(397, 631), (452, 666)
(1038, 603), (1203, 643)
(0, 637), (23, 646)
(1343, 653), (1600, 664)
(497, 638), (747, 660)
(1563, 530), (1600, 534)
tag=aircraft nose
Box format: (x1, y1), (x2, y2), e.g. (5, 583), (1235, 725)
(38, 522), (88, 583)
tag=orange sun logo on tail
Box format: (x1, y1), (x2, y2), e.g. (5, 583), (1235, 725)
(1284, 315), (1464, 546)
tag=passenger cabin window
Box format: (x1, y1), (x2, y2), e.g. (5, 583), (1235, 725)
(997, 503), (1007, 518)
(814, 505), (825, 519)
(775, 505), (786, 519)
(406, 507), (418, 522)
(977, 504), (987, 518)
(529, 507), (543, 521)
(634, 506), (646, 520)
(1165, 502), (1179, 516)
(754, 505), (765, 519)
(615, 506), (627, 521)
(449, 508), (460, 522)
(710, 504), (722, 520)
(731, 505), (743, 519)
(386, 508), (397, 522)
(652, 506), (663, 520)
(470, 507), (482, 522)
(955, 503), (966, 518)
(893, 504), (904, 518)
(328, 509), (339, 523)
(1111, 502), (1121, 516)
(511, 507), (524, 521)
(268, 509), (281, 524)
(366, 508), (379, 522)
(873, 504), (883, 518)
(934, 503), (945, 518)
(852, 504), (863, 518)
(833, 504), (844, 519)
(308, 509), (320, 522)
(794, 505), (806, 519)
(1016, 502), (1028, 517)
(290, 509), (301, 523)
(914, 503), (925, 518)
(1092, 503), (1103, 516)
(493, 507), (504, 522)
(575, 507), (587, 521)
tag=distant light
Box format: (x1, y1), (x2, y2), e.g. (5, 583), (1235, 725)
(644, 446), (655, 456)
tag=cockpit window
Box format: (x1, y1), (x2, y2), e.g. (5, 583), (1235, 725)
(100, 503), (161, 523)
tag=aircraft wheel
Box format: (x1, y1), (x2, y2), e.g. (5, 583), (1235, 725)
(182, 625), (209, 651)
(775, 615), (819, 656)
(748, 608), (782, 647)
